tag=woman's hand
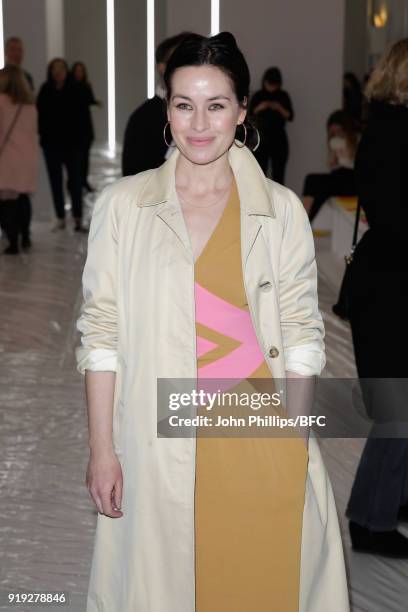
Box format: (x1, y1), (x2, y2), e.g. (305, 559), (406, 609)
(269, 101), (291, 119)
(253, 100), (270, 114)
(86, 446), (124, 518)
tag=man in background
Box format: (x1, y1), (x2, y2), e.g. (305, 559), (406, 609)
(5, 37), (34, 91)
(122, 32), (192, 177)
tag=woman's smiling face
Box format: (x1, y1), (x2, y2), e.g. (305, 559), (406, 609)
(167, 65), (247, 166)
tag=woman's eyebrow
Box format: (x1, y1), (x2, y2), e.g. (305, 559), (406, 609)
(171, 94), (231, 101)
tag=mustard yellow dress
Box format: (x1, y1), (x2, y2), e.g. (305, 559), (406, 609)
(194, 179), (308, 611)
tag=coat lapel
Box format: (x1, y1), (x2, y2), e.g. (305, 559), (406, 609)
(136, 150), (192, 252)
(135, 145), (276, 260)
(156, 203), (192, 252)
(228, 146), (276, 267)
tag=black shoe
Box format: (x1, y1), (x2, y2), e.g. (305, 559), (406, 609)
(4, 245), (19, 255)
(349, 520), (408, 558)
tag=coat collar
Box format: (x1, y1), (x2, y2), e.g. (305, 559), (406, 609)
(136, 144), (276, 218)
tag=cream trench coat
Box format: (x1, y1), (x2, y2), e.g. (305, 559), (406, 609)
(76, 145), (350, 612)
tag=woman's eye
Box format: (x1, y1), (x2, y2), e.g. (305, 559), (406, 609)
(176, 103), (192, 110)
(209, 103), (224, 110)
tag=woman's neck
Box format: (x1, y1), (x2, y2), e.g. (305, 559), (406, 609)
(175, 150), (234, 196)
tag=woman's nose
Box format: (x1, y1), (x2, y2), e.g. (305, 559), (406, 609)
(191, 109), (209, 132)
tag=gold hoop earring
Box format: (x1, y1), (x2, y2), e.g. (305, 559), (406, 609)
(163, 122), (176, 147)
(235, 122), (247, 148)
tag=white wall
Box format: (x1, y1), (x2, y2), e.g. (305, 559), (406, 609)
(45, 0), (65, 60)
(3, 0), (48, 90)
(115, 0), (148, 144)
(220, 0), (345, 195)
(166, 0), (210, 36)
(344, 0), (368, 79)
(63, 0), (107, 146)
(63, 0), (155, 147)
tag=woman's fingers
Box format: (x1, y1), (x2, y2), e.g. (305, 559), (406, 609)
(89, 487), (104, 514)
(85, 452), (123, 517)
(99, 488), (117, 517)
(112, 478), (123, 513)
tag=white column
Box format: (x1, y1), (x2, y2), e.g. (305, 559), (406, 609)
(211, 0), (220, 35)
(0, 0), (4, 67)
(147, 0), (155, 99)
(45, 0), (64, 60)
(107, 0), (116, 155)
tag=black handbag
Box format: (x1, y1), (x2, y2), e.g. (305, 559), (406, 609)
(332, 199), (361, 321)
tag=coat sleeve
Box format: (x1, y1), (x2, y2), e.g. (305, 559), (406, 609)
(278, 188), (326, 376)
(75, 185), (120, 374)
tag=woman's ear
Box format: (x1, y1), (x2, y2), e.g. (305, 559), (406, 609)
(238, 99), (247, 125)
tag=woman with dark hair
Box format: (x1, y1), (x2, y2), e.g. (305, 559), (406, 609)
(72, 61), (100, 192)
(37, 58), (86, 232)
(302, 109), (359, 223)
(76, 32), (348, 612)
(345, 39), (408, 559)
(0, 65), (38, 253)
(249, 66), (294, 183)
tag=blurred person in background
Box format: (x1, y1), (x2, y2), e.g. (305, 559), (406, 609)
(72, 61), (101, 193)
(37, 58), (87, 232)
(122, 32), (193, 176)
(346, 39), (408, 558)
(249, 66), (294, 184)
(4, 36), (34, 91)
(343, 72), (363, 124)
(0, 65), (38, 254)
(302, 110), (359, 223)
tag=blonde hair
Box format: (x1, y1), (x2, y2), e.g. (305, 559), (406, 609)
(0, 65), (34, 104)
(365, 38), (408, 105)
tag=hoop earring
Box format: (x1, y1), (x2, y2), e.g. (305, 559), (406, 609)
(235, 122), (247, 148)
(252, 127), (260, 152)
(163, 122), (176, 147)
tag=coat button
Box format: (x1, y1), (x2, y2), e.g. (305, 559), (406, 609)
(268, 346), (279, 358)
(259, 280), (272, 292)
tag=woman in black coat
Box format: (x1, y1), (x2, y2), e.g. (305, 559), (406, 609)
(37, 58), (86, 231)
(249, 67), (294, 184)
(346, 39), (408, 558)
(72, 62), (100, 192)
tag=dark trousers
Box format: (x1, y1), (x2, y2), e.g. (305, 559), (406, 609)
(303, 168), (356, 222)
(346, 266), (408, 530)
(82, 142), (92, 187)
(253, 136), (288, 185)
(346, 437), (408, 530)
(0, 194), (32, 249)
(43, 146), (84, 220)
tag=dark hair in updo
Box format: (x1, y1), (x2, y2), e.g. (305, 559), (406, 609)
(163, 32), (250, 108)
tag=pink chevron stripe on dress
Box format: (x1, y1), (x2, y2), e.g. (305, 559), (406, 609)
(195, 281), (265, 379)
